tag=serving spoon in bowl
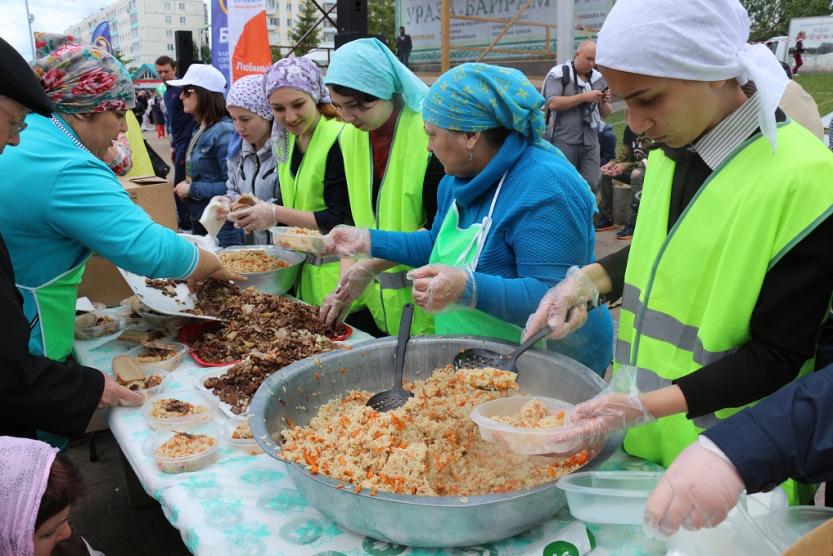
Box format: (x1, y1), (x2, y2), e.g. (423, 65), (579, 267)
(453, 325), (553, 373)
(367, 304), (415, 412)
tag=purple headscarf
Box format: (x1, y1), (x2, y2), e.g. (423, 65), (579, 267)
(263, 57), (332, 163)
(0, 437), (58, 556)
(226, 74), (273, 121)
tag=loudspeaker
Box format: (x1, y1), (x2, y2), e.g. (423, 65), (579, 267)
(336, 0), (367, 35)
(334, 32), (385, 50)
(174, 30), (194, 77)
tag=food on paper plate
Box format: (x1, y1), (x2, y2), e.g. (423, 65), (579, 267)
(144, 278), (184, 299)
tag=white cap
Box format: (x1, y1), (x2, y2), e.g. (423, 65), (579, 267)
(167, 64), (226, 93)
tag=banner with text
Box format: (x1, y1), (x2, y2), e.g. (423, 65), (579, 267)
(211, 0), (230, 86)
(396, 0), (614, 64)
(228, 0), (272, 84)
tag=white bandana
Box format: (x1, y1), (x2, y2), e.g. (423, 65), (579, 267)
(597, 0), (789, 150)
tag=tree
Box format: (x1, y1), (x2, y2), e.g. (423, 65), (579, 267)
(742, 0), (832, 41)
(368, 0), (396, 47)
(290, 0), (322, 56)
(200, 43), (211, 64)
(112, 48), (138, 73)
(270, 45), (283, 62)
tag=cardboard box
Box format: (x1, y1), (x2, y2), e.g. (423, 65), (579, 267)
(77, 176), (179, 306)
(783, 517), (833, 555)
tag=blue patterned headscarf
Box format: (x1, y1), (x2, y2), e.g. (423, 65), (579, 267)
(324, 38), (427, 112)
(423, 63), (557, 154)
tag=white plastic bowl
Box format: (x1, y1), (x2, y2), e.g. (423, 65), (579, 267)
(126, 342), (188, 373)
(141, 390), (218, 431)
(470, 395), (578, 455)
(556, 471), (664, 525)
(224, 417), (262, 456)
(148, 423), (220, 473)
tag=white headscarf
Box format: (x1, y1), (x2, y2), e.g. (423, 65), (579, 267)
(597, 0), (789, 150)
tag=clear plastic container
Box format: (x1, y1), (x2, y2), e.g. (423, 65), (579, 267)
(141, 390), (218, 431)
(470, 396), (578, 455)
(126, 342), (188, 373)
(115, 364), (169, 401)
(148, 423), (220, 473)
(268, 226), (329, 255)
(224, 417), (262, 456)
(74, 312), (120, 340)
(556, 471), (664, 525)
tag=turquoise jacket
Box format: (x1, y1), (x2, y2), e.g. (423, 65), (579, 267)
(0, 114), (198, 355)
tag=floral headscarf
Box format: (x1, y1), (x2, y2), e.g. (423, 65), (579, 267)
(227, 74), (273, 121)
(423, 63), (560, 156)
(32, 32), (135, 114)
(0, 437), (58, 556)
(263, 57), (331, 163)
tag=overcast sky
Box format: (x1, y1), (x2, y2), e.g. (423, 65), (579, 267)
(0, 0), (106, 60)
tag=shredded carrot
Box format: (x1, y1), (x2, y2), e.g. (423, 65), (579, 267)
(370, 488), (378, 497)
(354, 485), (362, 493)
(286, 417), (294, 428)
(314, 372), (321, 381)
(398, 440), (408, 449)
(390, 414), (406, 430)
(340, 416), (351, 427)
(338, 455), (347, 466)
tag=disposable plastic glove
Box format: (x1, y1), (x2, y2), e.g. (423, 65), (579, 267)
(408, 264), (475, 313)
(319, 263), (377, 327)
(644, 439), (745, 537)
(229, 199), (277, 232)
(211, 195), (233, 219)
(325, 225), (371, 257)
(522, 266), (599, 341)
(549, 366), (654, 450)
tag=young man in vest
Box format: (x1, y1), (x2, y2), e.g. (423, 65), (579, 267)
(525, 0), (833, 505)
(542, 41), (612, 208)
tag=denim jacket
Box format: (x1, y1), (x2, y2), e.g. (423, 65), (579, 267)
(187, 117), (235, 223)
(218, 136), (280, 246)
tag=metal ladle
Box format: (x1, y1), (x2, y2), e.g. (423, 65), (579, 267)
(367, 303), (415, 412)
(453, 325), (552, 373)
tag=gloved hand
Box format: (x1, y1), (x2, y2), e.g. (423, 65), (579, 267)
(549, 366), (655, 450)
(212, 195), (232, 219)
(229, 199), (277, 232)
(325, 225), (371, 257)
(523, 266), (599, 341)
(98, 373), (145, 408)
(644, 438), (745, 537)
(319, 263), (377, 327)
(408, 264), (475, 313)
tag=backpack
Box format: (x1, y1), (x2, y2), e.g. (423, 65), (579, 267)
(543, 64), (572, 141)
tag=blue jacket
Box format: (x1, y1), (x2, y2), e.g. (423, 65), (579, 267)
(704, 363), (833, 494)
(370, 131), (613, 375)
(187, 117), (235, 225)
(0, 114), (198, 353)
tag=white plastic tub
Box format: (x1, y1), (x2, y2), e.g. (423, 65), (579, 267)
(470, 395), (578, 455)
(141, 390), (218, 431)
(148, 423), (220, 473)
(556, 471), (664, 525)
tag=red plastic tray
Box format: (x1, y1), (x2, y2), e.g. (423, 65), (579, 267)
(331, 323), (352, 342)
(177, 321), (242, 367)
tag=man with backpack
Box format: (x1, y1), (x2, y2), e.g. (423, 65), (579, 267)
(542, 41), (612, 197)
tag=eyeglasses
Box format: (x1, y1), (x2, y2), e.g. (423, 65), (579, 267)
(181, 88), (196, 98)
(0, 104), (27, 136)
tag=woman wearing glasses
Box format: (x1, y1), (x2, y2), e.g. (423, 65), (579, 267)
(168, 64), (236, 236)
(0, 37), (238, 374)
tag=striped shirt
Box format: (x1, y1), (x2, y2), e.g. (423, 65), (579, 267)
(694, 93), (762, 170)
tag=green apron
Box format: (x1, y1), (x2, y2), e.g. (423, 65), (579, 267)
(18, 255), (90, 361)
(427, 173), (521, 342)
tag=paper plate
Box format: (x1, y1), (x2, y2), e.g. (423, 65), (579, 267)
(118, 269), (223, 322)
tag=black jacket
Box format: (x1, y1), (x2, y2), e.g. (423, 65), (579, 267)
(0, 233), (104, 438)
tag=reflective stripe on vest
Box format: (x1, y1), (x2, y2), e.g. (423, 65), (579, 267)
(376, 270), (411, 290)
(618, 283), (738, 367)
(305, 254), (340, 266)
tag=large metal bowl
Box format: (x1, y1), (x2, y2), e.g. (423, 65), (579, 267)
(219, 245), (304, 295)
(250, 336), (622, 548)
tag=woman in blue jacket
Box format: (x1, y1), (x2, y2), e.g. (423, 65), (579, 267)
(328, 64), (613, 376)
(169, 64), (236, 235)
